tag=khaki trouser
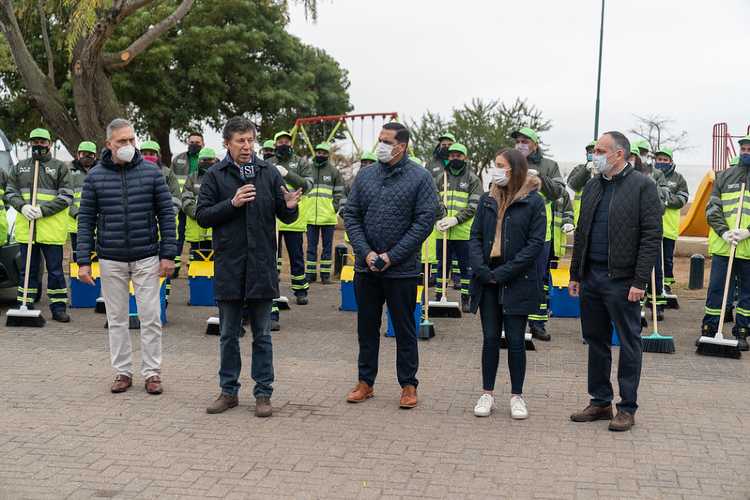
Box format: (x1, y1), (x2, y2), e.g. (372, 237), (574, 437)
(100, 256), (162, 378)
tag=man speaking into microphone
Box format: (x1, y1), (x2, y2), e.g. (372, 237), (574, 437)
(196, 116), (301, 418)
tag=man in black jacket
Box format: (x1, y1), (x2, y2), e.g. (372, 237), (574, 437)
(568, 131), (662, 432)
(343, 122), (439, 409)
(197, 116), (301, 418)
(77, 119), (177, 396)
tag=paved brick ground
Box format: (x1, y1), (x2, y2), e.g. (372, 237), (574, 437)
(0, 268), (748, 499)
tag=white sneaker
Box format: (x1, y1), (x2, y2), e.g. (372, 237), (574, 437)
(510, 395), (528, 420)
(474, 393), (495, 417)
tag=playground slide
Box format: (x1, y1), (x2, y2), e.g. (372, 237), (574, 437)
(679, 170), (714, 237)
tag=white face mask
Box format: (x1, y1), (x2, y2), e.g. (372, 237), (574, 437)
(515, 143), (530, 157)
(492, 168), (509, 186)
(376, 141), (395, 163)
(116, 144), (136, 163)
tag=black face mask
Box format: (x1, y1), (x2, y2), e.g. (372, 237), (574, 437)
(199, 161), (213, 173)
(31, 145), (50, 160)
(447, 159), (466, 173)
(262, 152), (275, 160)
(188, 144), (202, 156)
(276, 144), (292, 161)
(436, 145), (449, 160)
(78, 156), (95, 169)
(314, 155), (328, 167)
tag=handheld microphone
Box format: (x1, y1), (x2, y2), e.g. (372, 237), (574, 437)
(240, 162), (256, 185)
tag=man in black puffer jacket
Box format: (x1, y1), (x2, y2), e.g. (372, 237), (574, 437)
(568, 131), (662, 432)
(77, 119), (177, 396)
(343, 122), (440, 409)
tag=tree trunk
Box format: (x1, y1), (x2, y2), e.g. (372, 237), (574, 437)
(151, 120), (173, 166)
(71, 40), (124, 147)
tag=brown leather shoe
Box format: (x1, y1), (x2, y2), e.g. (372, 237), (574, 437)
(144, 375), (163, 395)
(110, 374), (132, 393)
(570, 404), (613, 422)
(206, 394), (239, 414)
(346, 381), (374, 403)
(608, 410), (635, 431)
(399, 385), (417, 409)
(255, 396), (272, 418)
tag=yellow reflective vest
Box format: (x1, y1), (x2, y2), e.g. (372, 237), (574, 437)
(6, 157), (73, 245)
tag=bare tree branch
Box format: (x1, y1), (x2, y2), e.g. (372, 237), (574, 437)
(102, 0), (194, 70)
(119, 0), (156, 20)
(629, 114), (691, 154)
(37, 0), (54, 85)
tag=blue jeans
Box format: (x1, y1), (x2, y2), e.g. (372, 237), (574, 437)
(218, 299), (274, 398)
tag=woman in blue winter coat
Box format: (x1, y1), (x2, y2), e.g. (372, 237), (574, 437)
(469, 148), (547, 420)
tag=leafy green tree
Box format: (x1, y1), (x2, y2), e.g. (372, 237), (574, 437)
(408, 98), (552, 173)
(0, 0), (348, 157)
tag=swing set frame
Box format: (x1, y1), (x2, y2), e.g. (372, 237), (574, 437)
(289, 112), (399, 156)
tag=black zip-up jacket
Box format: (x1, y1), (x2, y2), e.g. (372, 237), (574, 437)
(77, 150), (177, 266)
(468, 186), (547, 315)
(570, 164), (662, 290)
(196, 153), (298, 301)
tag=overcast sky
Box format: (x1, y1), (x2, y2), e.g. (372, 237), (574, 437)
(285, 0), (750, 166)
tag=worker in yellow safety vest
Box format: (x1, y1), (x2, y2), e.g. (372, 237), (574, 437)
(6, 128), (74, 322)
(181, 147), (217, 259)
(566, 140), (596, 226)
(68, 141), (98, 263)
(511, 127), (565, 341)
(653, 147), (689, 294)
(306, 142), (343, 285)
(699, 136), (750, 351)
(434, 142), (481, 313)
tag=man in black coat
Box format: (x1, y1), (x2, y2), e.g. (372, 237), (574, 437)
(568, 131), (662, 432)
(196, 116), (301, 418)
(343, 122), (439, 409)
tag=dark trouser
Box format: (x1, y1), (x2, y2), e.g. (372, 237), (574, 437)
(189, 240), (213, 260)
(479, 283), (527, 394)
(70, 232), (78, 263)
(306, 225), (335, 279)
(218, 299), (274, 398)
(581, 264), (642, 414)
(436, 239), (471, 299)
(529, 241), (551, 325)
(278, 231), (309, 297)
(662, 237), (676, 287)
(702, 255), (750, 330)
(354, 273), (419, 388)
(175, 211), (186, 278)
(17, 243), (67, 313)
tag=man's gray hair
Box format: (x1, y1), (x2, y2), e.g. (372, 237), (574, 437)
(604, 130), (630, 157)
(106, 118), (133, 140)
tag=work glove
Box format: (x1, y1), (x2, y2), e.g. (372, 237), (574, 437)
(275, 165), (288, 178)
(731, 228), (750, 243)
(528, 169), (538, 177)
(587, 161), (596, 175)
(21, 204), (42, 220)
(562, 223), (575, 234)
(436, 216), (459, 232)
(722, 231), (737, 245)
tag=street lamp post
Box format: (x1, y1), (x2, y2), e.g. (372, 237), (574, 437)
(594, 0), (605, 140)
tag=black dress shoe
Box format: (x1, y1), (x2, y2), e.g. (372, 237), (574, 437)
(52, 310), (70, 323)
